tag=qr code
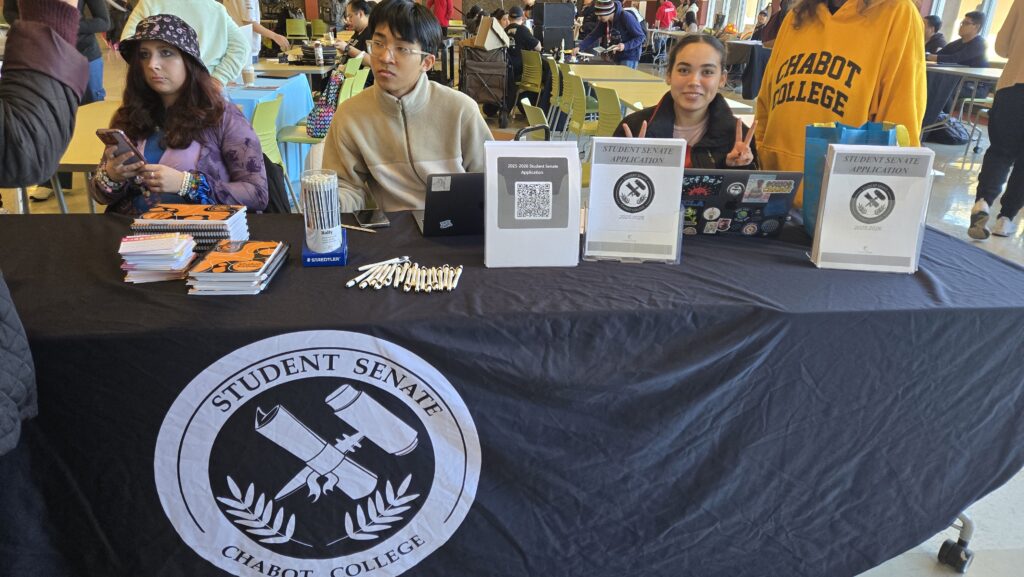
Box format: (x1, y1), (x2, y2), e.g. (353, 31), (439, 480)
(514, 181), (552, 220)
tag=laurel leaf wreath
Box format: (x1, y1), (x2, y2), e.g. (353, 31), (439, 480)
(342, 474), (419, 541)
(218, 476), (308, 547)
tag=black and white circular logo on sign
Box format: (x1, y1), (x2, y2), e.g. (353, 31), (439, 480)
(850, 182), (896, 224)
(613, 172), (655, 213)
(155, 331), (481, 577)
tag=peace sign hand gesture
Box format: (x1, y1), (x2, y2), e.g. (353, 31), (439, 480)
(620, 120), (648, 138)
(725, 119), (757, 167)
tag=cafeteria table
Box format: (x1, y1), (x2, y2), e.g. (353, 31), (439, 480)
(1, 213), (1023, 577)
(569, 63), (664, 83)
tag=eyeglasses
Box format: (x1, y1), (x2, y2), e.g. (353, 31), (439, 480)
(960, 19), (978, 27)
(367, 39), (429, 60)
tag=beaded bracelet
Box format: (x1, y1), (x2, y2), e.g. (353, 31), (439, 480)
(95, 166), (125, 193)
(178, 171), (193, 197)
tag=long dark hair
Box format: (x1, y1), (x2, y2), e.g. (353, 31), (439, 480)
(112, 46), (225, 150)
(791, 0), (874, 28)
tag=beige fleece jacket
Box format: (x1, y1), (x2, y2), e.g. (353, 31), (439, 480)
(996, 0), (1024, 92)
(323, 74), (492, 212)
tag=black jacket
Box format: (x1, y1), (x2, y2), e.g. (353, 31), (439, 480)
(937, 36), (988, 68)
(614, 92), (758, 170)
(1, 0), (88, 188)
(925, 31), (947, 54)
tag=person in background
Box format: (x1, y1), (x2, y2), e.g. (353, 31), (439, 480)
(505, 5), (540, 81)
(655, 0), (676, 30)
(615, 34), (757, 169)
(683, 10), (699, 32)
(969, 0), (1024, 239)
(336, 0), (376, 85)
(924, 14), (946, 53)
(758, 0), (792, 46)
(465, 4), (484, 34)
(750, 9), (769, 40)
(106, 0), (130, 50)
(0, 0), (88, 214)
(122, 0), (249, 87)
(90, 15), (268, 215)
(753, 0), (925, 208)
(322, 0), (491, 212)
(576, 0), (645, 69)
(578, 0), (598, 38)
(223, 0), (290, 62)
(523, 0), (536, 21)
(491, 7), (510, 29)
(928, 11), (988, 67)
(426, 0), (451, 37)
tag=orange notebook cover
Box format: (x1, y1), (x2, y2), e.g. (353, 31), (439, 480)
(135, 204), (246, 223)
(189, 240), (284, 278)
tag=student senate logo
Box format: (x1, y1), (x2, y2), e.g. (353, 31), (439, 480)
(613, 172), (655, 213)
(155, 331), (481, 577)
(850, 182), (895, 224)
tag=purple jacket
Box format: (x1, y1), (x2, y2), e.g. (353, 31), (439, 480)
(89, 105), (269, 214)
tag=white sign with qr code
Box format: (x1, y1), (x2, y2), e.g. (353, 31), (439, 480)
(514, 182), (553, 220)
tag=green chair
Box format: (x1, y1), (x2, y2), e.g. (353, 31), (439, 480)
(311, 19), (329, 38)
(251, 95), (299, 211)
(543, 56), (563, 128)
(519, 98), (550, 140)
(343, 55), (364, 79)
(592, 85), (624, 137)
(344, 68), (371, 99)
(517, 50), (544, 104)
(562, 73), (599, 140)
(285, 19), (308, 41)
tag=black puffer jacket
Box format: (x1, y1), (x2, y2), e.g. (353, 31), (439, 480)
(614, 91), (758, 170)
(0, 0), (88, 188)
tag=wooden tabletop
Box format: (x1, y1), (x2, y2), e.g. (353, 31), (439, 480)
(569, 64), (664, 83)
(592, 81), (754, 114)
(254, 60), (333, 76)
(59, 100), (122, 172)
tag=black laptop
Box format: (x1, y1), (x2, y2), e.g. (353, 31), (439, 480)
(412, 173), (486, 236)
(681, 169), (803, 238)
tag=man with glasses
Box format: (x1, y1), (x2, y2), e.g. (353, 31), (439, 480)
(928, 11), (989, 68)
(322, 0), (491, 212)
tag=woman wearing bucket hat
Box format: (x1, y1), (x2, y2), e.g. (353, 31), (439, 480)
(576, 0), (645, 69)
(88, 15), (268, 215)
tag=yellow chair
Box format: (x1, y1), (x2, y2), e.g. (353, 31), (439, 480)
(285, 19), (308, 41)
(519, 98), (550, 140)
(592, 85), (624, 137)
(311, 19), (329, 37)
(562, 73), (599, 140)
(250, 95), (299, 211)
(517, 50), (543, 104)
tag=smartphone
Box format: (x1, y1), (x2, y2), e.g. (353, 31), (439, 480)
(353, 209), (391, 228)
(96, 129), (145, 166)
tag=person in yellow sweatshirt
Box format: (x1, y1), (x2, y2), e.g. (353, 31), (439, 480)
(753, 0), (926, 206)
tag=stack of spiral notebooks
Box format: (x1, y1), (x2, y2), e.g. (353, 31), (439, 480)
(130, 204), (249, 252)
(186, 239), (289, 295)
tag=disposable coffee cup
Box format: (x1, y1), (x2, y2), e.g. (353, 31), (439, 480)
(242, 65), (256, 86)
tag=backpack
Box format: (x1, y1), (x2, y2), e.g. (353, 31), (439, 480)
(923, 114), (970, 145)
(262, 154), (293, 213)
(305, 68), (345, 138)
(622, 7), (649, 49)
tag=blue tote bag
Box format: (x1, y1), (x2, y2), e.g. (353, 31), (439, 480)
(802, 122), (910, 236)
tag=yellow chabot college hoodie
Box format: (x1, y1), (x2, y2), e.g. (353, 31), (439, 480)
(754, 0), (926, 204)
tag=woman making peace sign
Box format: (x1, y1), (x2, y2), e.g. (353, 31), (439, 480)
(615, 34), (758, 170)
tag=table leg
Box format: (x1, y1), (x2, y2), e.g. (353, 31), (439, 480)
(16, 187), (31, 214)
(85, 172), (97, 214)
(49, 175), (69, 214)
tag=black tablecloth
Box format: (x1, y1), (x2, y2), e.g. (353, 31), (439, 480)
(1, 213), (1024, 577)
